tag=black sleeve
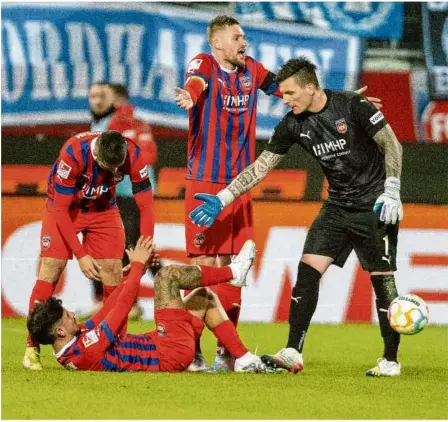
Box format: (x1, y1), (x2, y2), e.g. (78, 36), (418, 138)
(259, 71), (278, 95)
(265, 116), (296, 155)
(131, 178), (152, 195)
(351, 95), (388, 138)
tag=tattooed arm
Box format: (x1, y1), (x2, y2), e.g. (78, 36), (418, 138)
(373, 124), (403, 178)
(217, 150), (285, 206)
(372, 124), (404, 224)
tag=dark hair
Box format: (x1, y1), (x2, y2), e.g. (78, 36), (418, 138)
(207, 15), (240, 42)
(110, 83), (129, 100)
(27, 297), (64, 345)
(97, 131), (128, 166)
(275, 56), (320, 88)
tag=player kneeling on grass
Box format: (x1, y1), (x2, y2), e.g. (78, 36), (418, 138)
(27, 236), (274, 373)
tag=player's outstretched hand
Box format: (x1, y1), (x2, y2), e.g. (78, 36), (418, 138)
(189, 193), (224, 228)
(126, 236), (155, 266)
(175, 87), (194, 110)
(355, 86), (383, 110)
(79, 255), (102, 281)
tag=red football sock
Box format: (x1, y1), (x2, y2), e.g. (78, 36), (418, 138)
(103, 285), (117, 303)
(217, 305), (242, 350)
(199, 266), (233, 287)
(212, 320), (248, 359)
(27, 280), (55, 347)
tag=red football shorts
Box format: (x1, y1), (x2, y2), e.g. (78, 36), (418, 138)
(153, 309), (204, 372)
(185, 179), (253, 256)
(40, 207), (125, 260)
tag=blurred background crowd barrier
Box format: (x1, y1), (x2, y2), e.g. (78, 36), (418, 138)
(2, 2), (447, 323)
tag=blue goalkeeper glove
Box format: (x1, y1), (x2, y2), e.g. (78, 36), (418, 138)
(189, 193), (224, 228)
(373, 177), (404, 224)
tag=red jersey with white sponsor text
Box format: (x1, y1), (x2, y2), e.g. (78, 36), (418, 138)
(185, 53), (279, 183)
(47, 131), (150, 212)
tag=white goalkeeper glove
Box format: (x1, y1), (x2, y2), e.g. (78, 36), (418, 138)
(373, 177), (403, 224)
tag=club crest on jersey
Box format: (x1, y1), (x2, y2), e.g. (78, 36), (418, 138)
(41, 236), (51, 250)
(194, 233), (206, 248)
(239, 75), (251, 90)
(335, 118), (347, 134)
(82, 330), (99, 348)
(156, 323), (166, 337)
(57, 160), (72, 179)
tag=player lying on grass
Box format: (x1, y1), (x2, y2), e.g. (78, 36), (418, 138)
(27, 236), (274, 373)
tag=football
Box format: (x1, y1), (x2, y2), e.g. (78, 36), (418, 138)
(388, 294), (429, 335)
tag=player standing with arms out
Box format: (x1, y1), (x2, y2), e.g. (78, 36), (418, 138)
(27, 237), (275, 373)
(23, 131), (155, 370)
(176, 16), (383, 372)
(190, 57), (403, 377)
(175, 15), (282, 371)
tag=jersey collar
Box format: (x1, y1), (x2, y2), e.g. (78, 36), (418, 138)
(90, 137), (98, 161)
(212, 53), (238, 74)
(53, 336), (77, 358)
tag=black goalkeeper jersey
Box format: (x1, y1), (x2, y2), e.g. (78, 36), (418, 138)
(266, 89), (388, 209)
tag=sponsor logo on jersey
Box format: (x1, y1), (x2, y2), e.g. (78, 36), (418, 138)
(239, 75), (252, 90)
(82, 330), (99, 348)
(370, 111), (384, 125)
(312, 139), (347, 157)
(194, 232), (206, 248)
(156, 323), (166, 337)
(57, 160), (72, 179)
(139, 166), (148, 179)
(187, 59), (203, 73)
(41, 236), (51, 250)
(222, 94), (250, 111)
(300, 131), (312, 140)
(81, 184), (110, 199)
(335, 118), (347, 134)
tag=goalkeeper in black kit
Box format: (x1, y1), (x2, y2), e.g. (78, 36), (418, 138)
(189, 57), (404, 377)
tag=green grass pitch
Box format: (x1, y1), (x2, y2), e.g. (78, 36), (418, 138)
(2, 318), (447, 419)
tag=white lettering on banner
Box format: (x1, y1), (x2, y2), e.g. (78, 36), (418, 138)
(183, 34), (207, 71)
(1, 21), (27, 102)
(142, 29), (178, 100)
(24, 21), (69, 100)
(66, 23), (105, 98)
(3, 222), (446, 324)
(105, 24), (145, 96)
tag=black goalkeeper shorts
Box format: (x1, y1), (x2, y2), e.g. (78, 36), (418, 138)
(303, 201), (399, 272)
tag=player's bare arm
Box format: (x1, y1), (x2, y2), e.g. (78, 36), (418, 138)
(373, 124), (403, 178)
(154, 265), (202, 309)
(355, 86), (383, 110)
(225, 150), (285, 201)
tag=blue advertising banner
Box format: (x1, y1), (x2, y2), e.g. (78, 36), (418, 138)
(422, 2), (448, 100)
(235, 2), (404, 40)
(2, 3), (362, 137)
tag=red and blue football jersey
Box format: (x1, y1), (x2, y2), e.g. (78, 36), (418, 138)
(47, 131), (150, 212)
(185, 53), (280, 183)
(55, 326), (159, 372)
(54, 263), (160, 372)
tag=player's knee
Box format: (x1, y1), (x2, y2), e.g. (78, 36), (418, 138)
(38, 258), (67, 283)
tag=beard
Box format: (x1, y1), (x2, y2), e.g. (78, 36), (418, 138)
(90, 104), (116, 121)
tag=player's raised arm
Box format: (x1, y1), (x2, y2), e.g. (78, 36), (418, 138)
(189, 150), (285, 228)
